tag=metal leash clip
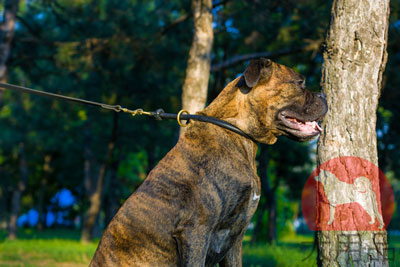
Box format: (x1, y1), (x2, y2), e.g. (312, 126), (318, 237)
(104, 104), (152, 117)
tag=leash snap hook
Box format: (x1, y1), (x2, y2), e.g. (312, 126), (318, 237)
(101, 104), (123, 112)
(131, 108), (152, 116)
(113, 105), (123, 112)
(118, 107), (152, 117)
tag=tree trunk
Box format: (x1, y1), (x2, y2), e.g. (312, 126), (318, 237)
(8, 142), (28, 240)
(266, 192), (277, 244)
(250, 198), (267, 244)
(81, 113), (118, 243)
(103, 156), (121, 227)
(0, 0), (19, 105)
(37, 155), (52, 231)
(0, 184), (6, 229)
(250, 144), (277, 244)
(317, 0), (390, 266)
(181, 0), (213, 117)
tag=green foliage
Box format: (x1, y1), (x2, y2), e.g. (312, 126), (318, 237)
(1, 0), (191, 220)
(117, 151), (148, 199)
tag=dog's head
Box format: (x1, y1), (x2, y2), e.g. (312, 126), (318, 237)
(241, 58), (328, 143)
(204, 58), (328, 144)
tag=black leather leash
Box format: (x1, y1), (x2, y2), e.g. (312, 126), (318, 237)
(0, 82), (256, 143)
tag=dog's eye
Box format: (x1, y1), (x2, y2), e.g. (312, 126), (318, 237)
(296, 80), (305, 89)
(287, 80), (305, 89)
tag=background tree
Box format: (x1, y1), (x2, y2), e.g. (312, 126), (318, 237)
(0, 0), (20, 239)
(251, 141), (314, 244)
(317, 0), (390, 266)
(0, 0), (18, 85)
(181, 0), (213, 117)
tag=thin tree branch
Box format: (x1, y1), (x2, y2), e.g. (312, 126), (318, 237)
(211, 39), (323, 72)
(211, 46), (306, 72)
(160, 13), (190, 35)
(212, 0), (230, 8)
(159, 0), (229, 36)
(15, 15), (39, 37)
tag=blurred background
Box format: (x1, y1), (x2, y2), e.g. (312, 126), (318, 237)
(0, 0), (399, 266)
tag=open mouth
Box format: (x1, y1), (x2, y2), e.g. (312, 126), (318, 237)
(275, 91), (328, 141)
(277, 112), (323, 139)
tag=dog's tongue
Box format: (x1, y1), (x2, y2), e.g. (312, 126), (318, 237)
(287, 118), (322, 133)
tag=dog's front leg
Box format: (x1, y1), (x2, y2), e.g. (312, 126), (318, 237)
(173, 226), (211, 267)
(218, 234), (244, 267)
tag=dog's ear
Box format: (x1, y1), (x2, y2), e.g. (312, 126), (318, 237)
(243, 58), (272, 88)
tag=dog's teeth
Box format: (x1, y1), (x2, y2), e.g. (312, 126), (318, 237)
(316, 122), (323, 132)
(308, 121), (322, 132)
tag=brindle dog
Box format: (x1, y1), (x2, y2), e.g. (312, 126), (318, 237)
(90, 58), (328, 267)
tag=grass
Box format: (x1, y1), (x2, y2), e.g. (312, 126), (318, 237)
(0, 229), (399, 266)
(0, 229), (97, 267)
(242, 233), (316, 267)
(0, 239), (96, 266)
(242, 243), (316, 267)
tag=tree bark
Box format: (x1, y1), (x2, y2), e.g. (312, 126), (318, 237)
(266, 191), (277, 244)
(81, 113), (118, 243)
(0, 0), (19, 105)
(37, 155), (52, 231)
(0, 184), (6, 229)
(317, 0), (390, 266)
(181, 0), (213, 117)
(251, 145), (268, 244)
(8, 142), (28, 240)
(250, 144), (277, 244)
(103, 156), (121, 227)
(250, 198), (267, 244)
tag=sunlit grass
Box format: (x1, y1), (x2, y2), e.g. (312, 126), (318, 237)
(242, 233), (316, 266)
(242, 243), (316, 267)
(0, 229), (97, 267)
(0, 239), (96, 266)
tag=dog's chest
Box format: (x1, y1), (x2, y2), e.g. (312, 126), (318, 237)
(206, 178), (260, 263)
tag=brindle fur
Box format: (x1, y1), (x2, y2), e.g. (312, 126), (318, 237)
(90, 59), (327, 267)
